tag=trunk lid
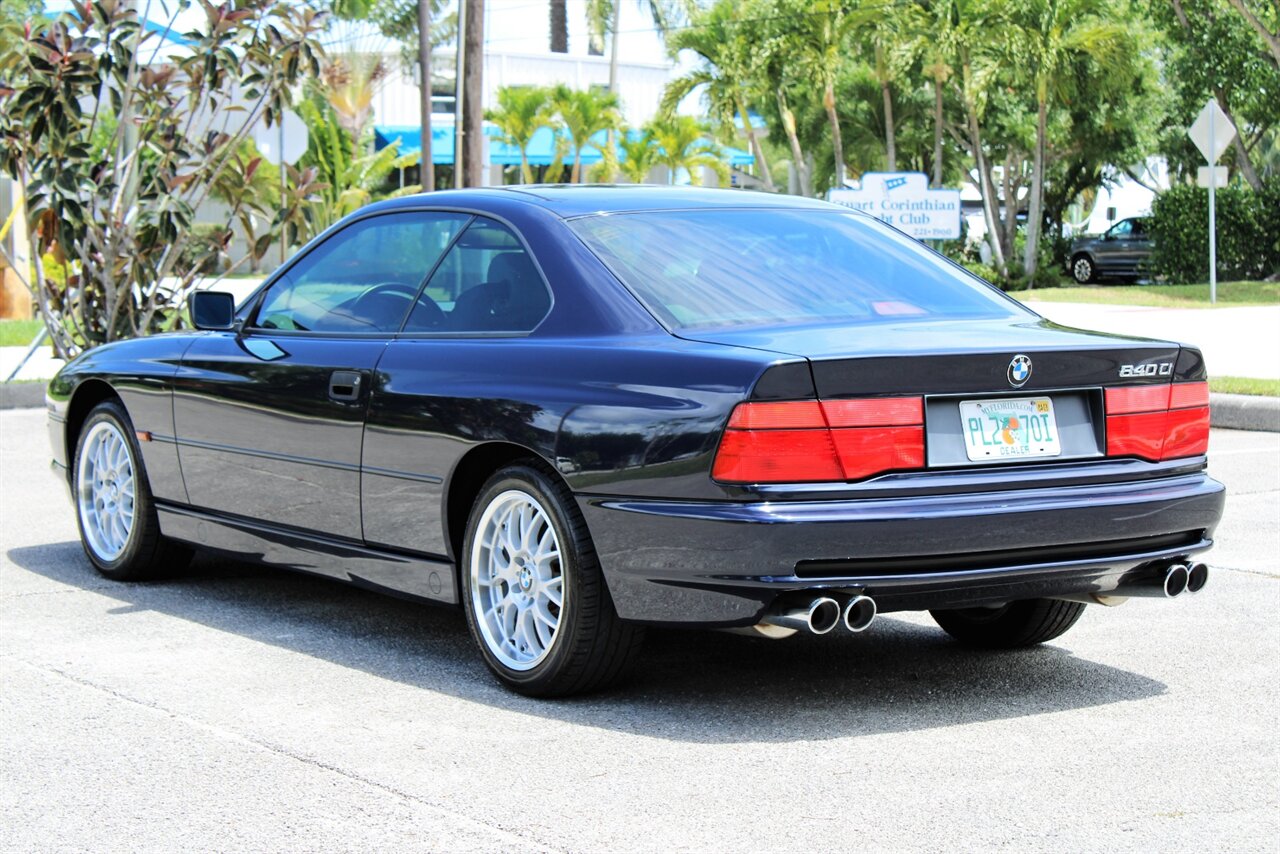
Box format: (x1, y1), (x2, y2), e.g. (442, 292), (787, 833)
(677, 317), (1184, 397)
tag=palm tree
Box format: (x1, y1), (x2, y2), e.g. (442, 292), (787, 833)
(1002, 0), (1134, 282)
(617, 128), (659, 183)
(662, 1), (775, 191)
(646, 115), (729, 186)
(549, 0), (568, 52)
(785, 0), (856, 187)
(756, 5), (813, 196)
(550, 85), (622, 183)
(320, 51), (391, 158)
(486, 86), (552, 184)
(903, 0), (961, 188)
(584, 1), (680, 94)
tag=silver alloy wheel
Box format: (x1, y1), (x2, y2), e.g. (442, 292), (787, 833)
(1073, 257), (1093, 283)
(77, 420), (136, 562)
(469, 489), (565, 671)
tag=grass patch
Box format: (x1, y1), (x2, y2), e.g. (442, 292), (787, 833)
(0, 318), (44, 347)
(1210, 376), (1280, 397)
(1014, 280), (1279, 308)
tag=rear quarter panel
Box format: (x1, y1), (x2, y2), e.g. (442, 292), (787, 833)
(360, 335), (774, 556)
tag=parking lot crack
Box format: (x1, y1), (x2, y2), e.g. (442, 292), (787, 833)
(9, 657), (564, 853)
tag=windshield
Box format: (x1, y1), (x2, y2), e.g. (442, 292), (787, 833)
(569, 208), (1027, 332)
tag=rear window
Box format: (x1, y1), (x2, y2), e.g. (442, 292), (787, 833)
(569, 209), (1026, 331)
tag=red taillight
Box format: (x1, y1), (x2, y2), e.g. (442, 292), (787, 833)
(829, 426), (926, 480)
(726, 400), (825, 430)
(1162, 405), (1210, 458)
(711, 428), (844, 483)
(1105, 381), (1209, 461)
(712, 398), (925, 484)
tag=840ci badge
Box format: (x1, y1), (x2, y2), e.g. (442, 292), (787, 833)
(960, 397), (1061, 461)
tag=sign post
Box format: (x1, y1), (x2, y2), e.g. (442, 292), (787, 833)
(1187, 99), (1236, 304)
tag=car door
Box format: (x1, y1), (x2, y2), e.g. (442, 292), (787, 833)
(360, 216), (554, 557)
(172, 210), (470, 538)
(1097, 218), (1135, 274)
(1128, 217), (1152, 276)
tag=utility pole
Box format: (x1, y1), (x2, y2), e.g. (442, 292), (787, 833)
(417, 0), (434, 192)
(462, 0), (485, 187)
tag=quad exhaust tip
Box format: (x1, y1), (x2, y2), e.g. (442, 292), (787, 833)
(761, 596), (841, 635)
(842, 595), (877, 632)
(1164, 564), (1190, 598)
(1186, 562), (1209, 594)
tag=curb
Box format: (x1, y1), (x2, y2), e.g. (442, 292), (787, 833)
(1211, 392), (1280, 433)
(0, 383), (46, 411)
(2, 383), (1277, 432)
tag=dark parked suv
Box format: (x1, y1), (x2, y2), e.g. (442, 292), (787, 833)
(1068, 217), (1152, 283)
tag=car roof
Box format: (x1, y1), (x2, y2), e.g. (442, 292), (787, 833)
(372, 184), (843, 219)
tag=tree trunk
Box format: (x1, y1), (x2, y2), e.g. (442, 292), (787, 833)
(520, 151), (531, 184)
(417, 0), (434, 192)
(824, 82), (844, 188)
(549, 0), (567, 53)
(1001, 156), (1017, 264)
(608, 0), (621, 94)
(604, 0), (622, 183)
(931, 78), (944, 187)
(737, 97), (775, 191)
(1212, 90), (1264, 190)
(1224, 0), (1280, 69)
(462, 0), (485, 187)
(1023, 98), (1047, 286)
(777, 88), (812, 196)
(571, 151), (582, 184)
(964, 97), (1004, 275)
(881, 81), (897, 171)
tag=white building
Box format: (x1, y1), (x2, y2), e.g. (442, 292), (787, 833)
(369, 0), (680, 128)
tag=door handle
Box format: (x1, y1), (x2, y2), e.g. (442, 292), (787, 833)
(329, 370), (363, 401)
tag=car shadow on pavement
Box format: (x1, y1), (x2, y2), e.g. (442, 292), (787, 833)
(7, 542), (1167, 744)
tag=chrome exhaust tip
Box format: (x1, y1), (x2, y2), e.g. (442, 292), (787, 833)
(807, 597), (841, 635)
(1186, 562), (1209, 594)
(842, 595), (877, 633)
(1165, 564), (1190, 598)
(761, 597), (841, 635)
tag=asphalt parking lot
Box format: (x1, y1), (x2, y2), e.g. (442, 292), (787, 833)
(1, 406), (1277, 852)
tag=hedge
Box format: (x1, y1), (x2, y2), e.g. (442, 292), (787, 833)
(1149, 178), (1280, 282)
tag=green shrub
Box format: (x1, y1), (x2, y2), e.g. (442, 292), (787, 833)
(35, 252), (68, 289)
(1149, 179), (1279, 282)
(176, 224), (230, 276)
(959, 260), (1001, 284)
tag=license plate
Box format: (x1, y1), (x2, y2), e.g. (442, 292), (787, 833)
(959, 397), (1062, 462)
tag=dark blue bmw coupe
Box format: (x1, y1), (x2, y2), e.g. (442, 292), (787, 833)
(47, 186), (1224, 696)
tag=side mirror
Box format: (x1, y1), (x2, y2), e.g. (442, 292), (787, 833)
(190, 291), (237, 331)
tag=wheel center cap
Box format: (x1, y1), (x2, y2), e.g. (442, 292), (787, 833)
(518, 565), (534, 591)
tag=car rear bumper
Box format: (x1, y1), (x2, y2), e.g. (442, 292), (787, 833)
(578, 469), (1226, 626)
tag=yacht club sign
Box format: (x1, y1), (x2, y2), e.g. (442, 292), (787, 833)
(828, 172), (961, 239)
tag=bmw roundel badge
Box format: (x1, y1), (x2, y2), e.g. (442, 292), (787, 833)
(1007, 354), (1032, 387)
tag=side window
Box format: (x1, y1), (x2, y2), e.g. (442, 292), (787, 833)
(1130, 219), (1148, 238)
(254, 212), (469, 333)
(404, 217), (551, 333)
(1107, 219), (1133, 240)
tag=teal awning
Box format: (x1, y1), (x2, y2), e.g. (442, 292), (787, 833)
(373, 123), (755, 169)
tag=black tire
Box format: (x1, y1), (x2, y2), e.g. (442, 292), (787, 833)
(460, 462), (644, 697)
(930, 598), (1085, 648)
(1070, 254), (1095, 284)
(71, 400), (192, 581)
